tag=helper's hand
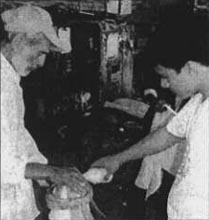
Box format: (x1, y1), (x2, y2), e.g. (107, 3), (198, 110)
(91, 155), (121, 180)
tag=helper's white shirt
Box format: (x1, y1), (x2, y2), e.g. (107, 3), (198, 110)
(167, 93), (209, 219)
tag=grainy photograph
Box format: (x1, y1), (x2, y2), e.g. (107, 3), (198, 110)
(1, 0), (209, 220)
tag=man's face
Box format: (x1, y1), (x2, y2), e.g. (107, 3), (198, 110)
(15, 36), (50, 77)
(155, 62), (198, 99)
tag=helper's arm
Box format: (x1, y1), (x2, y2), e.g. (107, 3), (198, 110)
(117, 126), (183, 164)
(91, 126), (184, 176)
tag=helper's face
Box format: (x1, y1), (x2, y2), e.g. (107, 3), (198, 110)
(18, 38), (50, 77)
(156, 62), (198, 99)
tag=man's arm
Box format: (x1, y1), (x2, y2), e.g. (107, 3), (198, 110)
(24, 163), (59, 181)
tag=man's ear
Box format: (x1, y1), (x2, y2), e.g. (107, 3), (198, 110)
(11, 33), (26, 53)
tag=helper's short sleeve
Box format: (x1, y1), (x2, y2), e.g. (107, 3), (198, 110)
(166, 94), (202, 138)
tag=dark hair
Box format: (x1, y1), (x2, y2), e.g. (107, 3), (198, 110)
(0, 16), (9, 42)
(154, 13), (209, 72)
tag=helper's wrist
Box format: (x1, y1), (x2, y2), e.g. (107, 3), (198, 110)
(114, 153), (126, 167)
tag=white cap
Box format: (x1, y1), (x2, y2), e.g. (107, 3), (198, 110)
(1, 5), (71, 53)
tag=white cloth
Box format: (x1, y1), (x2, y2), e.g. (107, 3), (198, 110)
(1, 53), (48, 220)
(135, 110), (185, 199)
(167, 93), (209, 219)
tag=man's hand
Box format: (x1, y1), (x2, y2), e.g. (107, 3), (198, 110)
(91, 155), (121, 179)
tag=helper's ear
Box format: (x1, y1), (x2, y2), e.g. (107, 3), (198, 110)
(186, 61), (203, 76)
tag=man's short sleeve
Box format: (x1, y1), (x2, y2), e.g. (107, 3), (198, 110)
(166, 94), (202, 138)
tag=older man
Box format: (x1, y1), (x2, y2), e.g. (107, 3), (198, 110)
(1, 5), (71, 220)
(91, 23), (209, 219)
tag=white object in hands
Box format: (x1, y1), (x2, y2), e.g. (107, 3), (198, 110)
(49, 210), (72, 220)
(83, 168), (113, 184)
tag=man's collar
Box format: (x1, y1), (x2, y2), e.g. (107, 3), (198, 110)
(1, 52), (20, 84)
